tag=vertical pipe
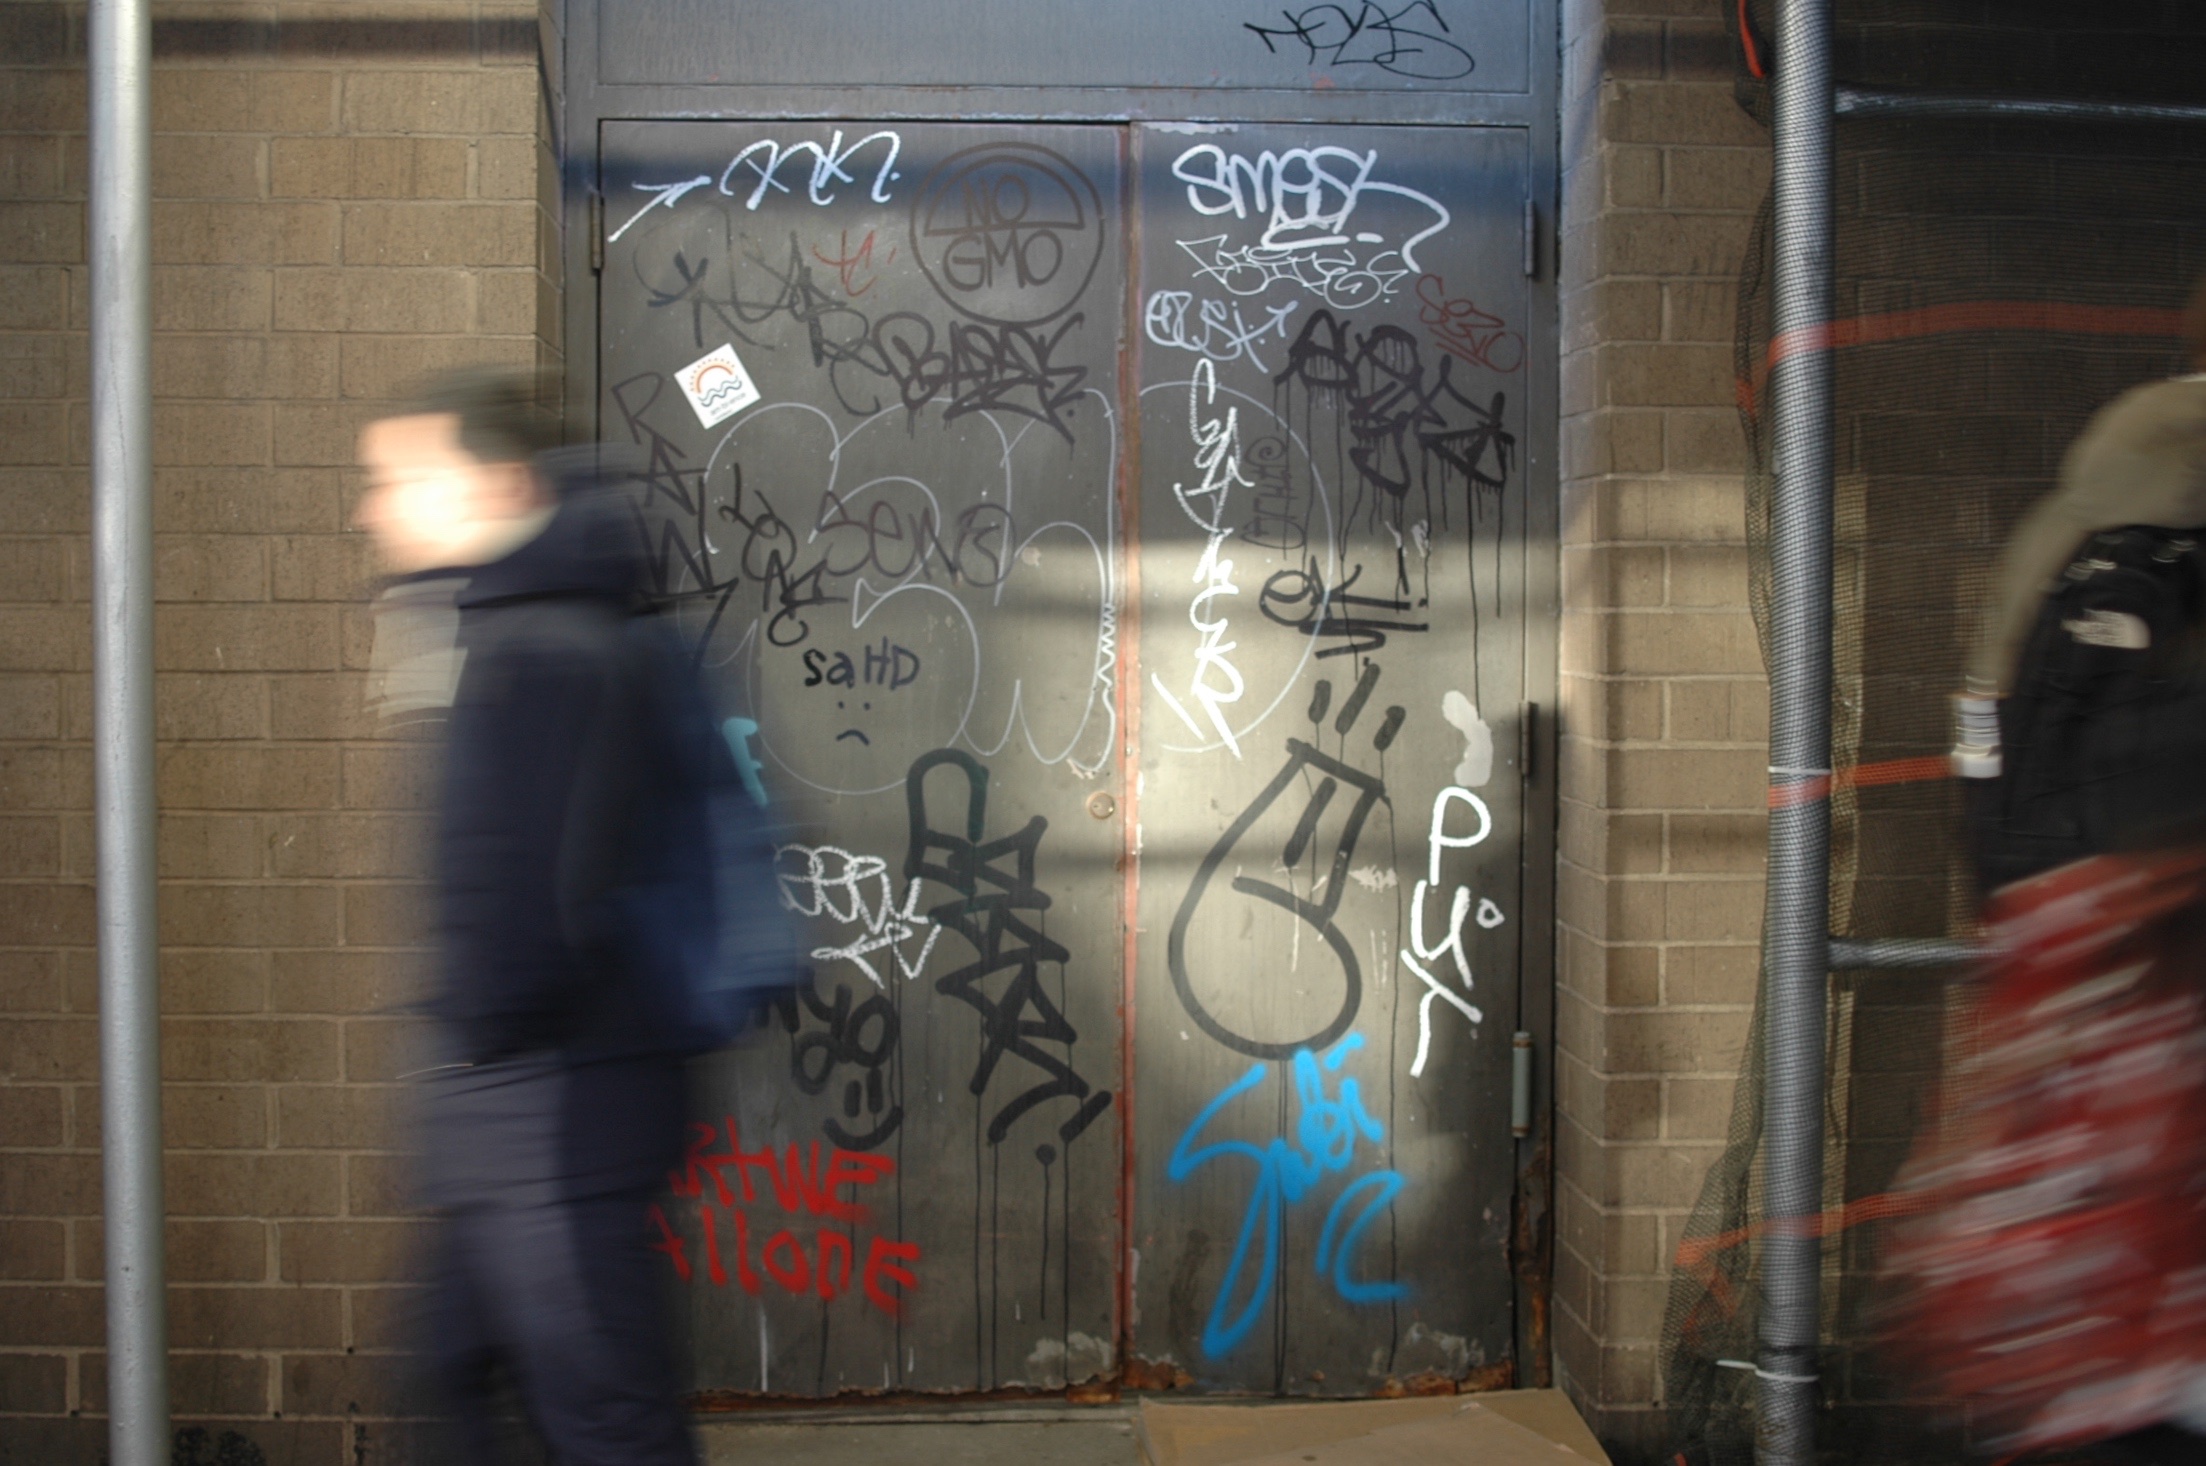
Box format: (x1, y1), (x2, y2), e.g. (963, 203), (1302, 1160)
(1759, 1), (1834, 1463)
(89, 2), (170, 1463)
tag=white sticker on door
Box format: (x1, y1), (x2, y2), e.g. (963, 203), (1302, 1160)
(676, 342), (761, 427)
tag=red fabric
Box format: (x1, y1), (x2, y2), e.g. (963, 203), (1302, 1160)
(1880, 848), (2206, 1453)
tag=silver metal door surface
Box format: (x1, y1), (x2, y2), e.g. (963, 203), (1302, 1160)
(1128, 122), (1531, 1393)
(598, 121), (1130, 1396)
(592, 110), (1544, 1400)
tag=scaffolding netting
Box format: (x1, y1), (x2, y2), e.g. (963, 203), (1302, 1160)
(1660, 3), (2206, 1461)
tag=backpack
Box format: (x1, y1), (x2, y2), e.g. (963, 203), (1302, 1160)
(1963, 525), (2206, 892)
(614, 611), (804, 1055)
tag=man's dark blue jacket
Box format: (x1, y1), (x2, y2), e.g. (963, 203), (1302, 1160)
(414, 456), (697, 1207)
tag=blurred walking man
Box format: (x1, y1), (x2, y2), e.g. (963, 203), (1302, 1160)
(355, 372), (698, 1465)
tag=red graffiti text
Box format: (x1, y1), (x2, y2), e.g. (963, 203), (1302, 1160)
(648, 1117), (922, 1317)
(1414, 273), (1524, 373)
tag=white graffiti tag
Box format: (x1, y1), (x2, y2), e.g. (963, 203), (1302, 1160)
(1151, 361), (1252, 758)
(607, 174), (716, 244)
(775, 844), (941, 989)
(1400, 786), (1496, 1077)
(718, 129), (903, 211)
(1177, 235), (1412, 309)
(1170, 143), (1450, 272)
(607, 131), (904, 244)
(1144, 291), (1301, 373)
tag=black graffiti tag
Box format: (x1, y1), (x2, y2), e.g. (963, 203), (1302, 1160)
(909, 143), (1106, 327)
(609, 378), (1025, 651)
(774, 969), (903, 1152)
(906, 749), (1113, 1149)
(640, 227), (870, 388)
(870, 311), (1091, 443)
(1259, 558), (1428, 659)
(1239, 432), (1310, 553)
(1168, 664), (1405, 1060)
(609, 371), (714, 578)
(1245, 2), (1476, 81)
(633, 227), (1090, 442)
(808, 489), (1015, 588)
(1274, 310), (1515, 520)
(718, 466), (846, 649)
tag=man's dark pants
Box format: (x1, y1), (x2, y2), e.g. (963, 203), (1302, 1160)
(427, 1192), (693, 1466)
(416, 1053), (695, 1465)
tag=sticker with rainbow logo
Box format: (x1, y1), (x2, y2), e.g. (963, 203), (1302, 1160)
(676, 342), (762, 428)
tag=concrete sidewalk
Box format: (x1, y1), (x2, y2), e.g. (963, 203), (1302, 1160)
(697, 1404), (1139, 1466)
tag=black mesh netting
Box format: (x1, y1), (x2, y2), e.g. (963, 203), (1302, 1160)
(1659, 4), (2206, 1462)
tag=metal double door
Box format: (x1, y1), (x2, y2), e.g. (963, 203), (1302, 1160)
(596, 118), (1535, 1398)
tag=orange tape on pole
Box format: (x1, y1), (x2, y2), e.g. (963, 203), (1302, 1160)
(1737, 300), (2184, 416)
(1767, 754), (1952, 810)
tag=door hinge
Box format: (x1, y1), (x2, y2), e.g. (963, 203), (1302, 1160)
(1518, 701), (1537, 782)
(588, 190), (604, 274)
(1510, 1031), (1533, 1138)
(1521, 199), (1537, 279)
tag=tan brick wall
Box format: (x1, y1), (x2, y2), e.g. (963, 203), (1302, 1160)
(1553, 0), (1770, 1454)
(0, 3), (558, 1456)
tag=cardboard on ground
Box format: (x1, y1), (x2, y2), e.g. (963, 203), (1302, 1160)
(1136, 1390), (1609, 1466)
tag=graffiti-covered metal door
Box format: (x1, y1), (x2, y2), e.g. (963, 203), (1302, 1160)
(594, 115), (1541, 1401)
(1129, 124), (1531, 1393)
(597, 122), (1129, 1396)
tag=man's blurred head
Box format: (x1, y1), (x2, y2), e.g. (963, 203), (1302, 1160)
(356, 369), (563, 574)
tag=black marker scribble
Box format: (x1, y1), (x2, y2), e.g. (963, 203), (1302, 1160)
(1245, 2), (1475, 81)
(870, 312), (1091, 443)
(644, 231), (1089, 441)
(909, 143), (1106, 328)
(808, 489), (1014, 587)
(721, 467), (846, 649)
(1241, 433), (1311, 552)
(775, 969), (904, 1152)
(1260, 559), (1429, 658)
(1274, 309), (1514, 528)
(604, 369), (1023, 647)
(906, 749), (1112, 1147)
(1169, 667), (1404, 1060)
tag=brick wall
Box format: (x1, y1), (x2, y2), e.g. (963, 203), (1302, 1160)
(1552, 1), (1770, 1456)
(0, 4), (557, 1457)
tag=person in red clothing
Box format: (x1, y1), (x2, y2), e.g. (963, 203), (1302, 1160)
(1902, 280), (2206, 1466)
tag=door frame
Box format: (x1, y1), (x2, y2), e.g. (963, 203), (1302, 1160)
(551, 0), (1562, 1390)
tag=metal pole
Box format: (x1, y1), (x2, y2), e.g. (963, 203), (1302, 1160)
(1826, 936), (1979, 970)
(1836, 86), (2206, 125)
(1759, 0), (1834, 1462)
(89, 1), (170, 1462)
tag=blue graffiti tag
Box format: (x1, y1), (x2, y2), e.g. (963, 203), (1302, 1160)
(1167, 1034), (1407, 1357)
(720, 716), (771, 808)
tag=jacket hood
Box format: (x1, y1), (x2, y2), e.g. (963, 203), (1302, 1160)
(1971, 376), (2206, 691)
(455, 447), (646, 608)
